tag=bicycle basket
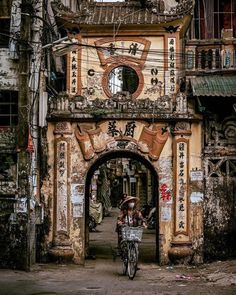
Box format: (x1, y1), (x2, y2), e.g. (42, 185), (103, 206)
(121, 226), (143, 242)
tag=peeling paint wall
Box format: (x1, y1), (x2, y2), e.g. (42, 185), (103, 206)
(204, 175), (236, 260)
(0, 45), (28, 268)
(0, 49), (18, 90)
(203, 112), (236, 261)
(0, 199), (28, 269)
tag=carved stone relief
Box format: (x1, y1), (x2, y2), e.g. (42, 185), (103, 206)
(175, 93), (187, 114)
(205, 117), (236, 151)
(54, 121), (72, 135)
(75, 122), (169, 162)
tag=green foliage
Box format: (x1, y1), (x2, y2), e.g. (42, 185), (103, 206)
(91, 109), (107, 118)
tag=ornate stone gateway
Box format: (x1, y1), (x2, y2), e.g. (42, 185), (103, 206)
(44, 117), (203, 265)
(43, 0), (203, 265)
(48, 120), (170, 263)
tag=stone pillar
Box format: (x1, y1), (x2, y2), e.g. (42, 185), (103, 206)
(49, 122), (74, 262)
(168, 122), (193, 264)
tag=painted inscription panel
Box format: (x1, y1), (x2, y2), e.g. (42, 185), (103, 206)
(174, 138), (189, 235)
(68, 49), (79, 95)
(166, 37), (176, 95)
(56, 139), (69, 232)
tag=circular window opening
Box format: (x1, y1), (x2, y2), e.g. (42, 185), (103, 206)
(108, 66), (139, 95)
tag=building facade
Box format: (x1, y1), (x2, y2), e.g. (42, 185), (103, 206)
(185, 0), (236, 260)
(44, 0), (203, 265)
(0, 0), (235, 269)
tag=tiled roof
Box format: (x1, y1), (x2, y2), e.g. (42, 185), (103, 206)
(191, 76), (236, 97)
(52, 1), (194, 25)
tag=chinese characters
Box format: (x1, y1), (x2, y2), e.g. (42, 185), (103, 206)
(175, 140), (188, 234)
(108, 120), (136, 138)
(56, 140), (69, 232)
(168, 38), (176, 94)
(69, 50), (78, 94)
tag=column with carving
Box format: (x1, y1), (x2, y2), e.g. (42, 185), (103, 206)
(49, 122), (74, 262)
(168, 122), (193, 264)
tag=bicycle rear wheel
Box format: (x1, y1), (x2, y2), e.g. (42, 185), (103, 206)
(127, 242), (138, 279)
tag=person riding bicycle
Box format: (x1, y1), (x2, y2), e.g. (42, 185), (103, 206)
(116, 195), (147, 249)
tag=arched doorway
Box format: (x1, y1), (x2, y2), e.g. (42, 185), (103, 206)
(85, 150), (159, 263)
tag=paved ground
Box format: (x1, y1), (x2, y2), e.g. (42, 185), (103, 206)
(0, 258), (235, 295)
(0, 209), (235, 295)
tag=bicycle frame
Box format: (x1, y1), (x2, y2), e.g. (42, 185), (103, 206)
(120, 239), (139, 280)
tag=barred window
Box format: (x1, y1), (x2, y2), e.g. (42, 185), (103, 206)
(0, 91), (18, 127)
(0, 0), (12, 47)
(189, 0), (236, 40)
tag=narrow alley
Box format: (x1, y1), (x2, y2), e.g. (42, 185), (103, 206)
(88, 207), (156, 263)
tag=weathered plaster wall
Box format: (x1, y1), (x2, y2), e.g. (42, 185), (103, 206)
(189, 122), (204, 263)
(41, 124), (55, 247)
(0, 48), (18, 90)
(79, 36), (164, 100)
(0, 200), (28, 269)
(202, 114), (236, 261)
(158, 155), (173, 264)
(0, 47), (28, 269)
(204, 176), (236, 261)
(70, 130), (87, 264)
(42, 118), (204, 264)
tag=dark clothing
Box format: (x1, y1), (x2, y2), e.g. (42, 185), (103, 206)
(117, 209), (146, 227)
(116, 208), (146, 247)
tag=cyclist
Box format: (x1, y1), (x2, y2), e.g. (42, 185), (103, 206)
(116, 195), (147, 249)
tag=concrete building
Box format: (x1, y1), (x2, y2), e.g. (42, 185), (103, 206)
(185, 0), (236, 261)
(0, 0), (235, 269)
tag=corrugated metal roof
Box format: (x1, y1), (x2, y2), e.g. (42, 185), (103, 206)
(52, 1), (194, 26)
(191, 76), (236, 97)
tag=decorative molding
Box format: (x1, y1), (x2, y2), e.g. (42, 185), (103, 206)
(173, 122), (192, 136)
(94, 37), (151, 68)
(163, 25), (180, 34)
(175, 93), (188, 114)
(49, 94), (177, 115)
(204, 157), (236, 178)
(205, 117), (236, 148)
(75, 122), (168, 161)
(54, 122), (72, 135)
(102, 62), (144, 99)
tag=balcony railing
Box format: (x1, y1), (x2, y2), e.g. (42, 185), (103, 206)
(185, 44), (236, 73)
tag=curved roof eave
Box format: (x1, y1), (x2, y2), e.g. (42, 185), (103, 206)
(51, 1), (194, 27)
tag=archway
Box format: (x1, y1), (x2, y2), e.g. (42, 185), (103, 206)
(85, 150), (159, 263)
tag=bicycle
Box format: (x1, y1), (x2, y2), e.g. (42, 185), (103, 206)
(120, 225), (143, 280)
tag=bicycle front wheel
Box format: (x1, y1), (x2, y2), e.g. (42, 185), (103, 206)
(127, 242), (138, 280)
(120, 241), (128, 275)
(122, 256), (128, 275)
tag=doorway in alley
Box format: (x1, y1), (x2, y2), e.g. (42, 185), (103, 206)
(85, 151), (159, 264)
